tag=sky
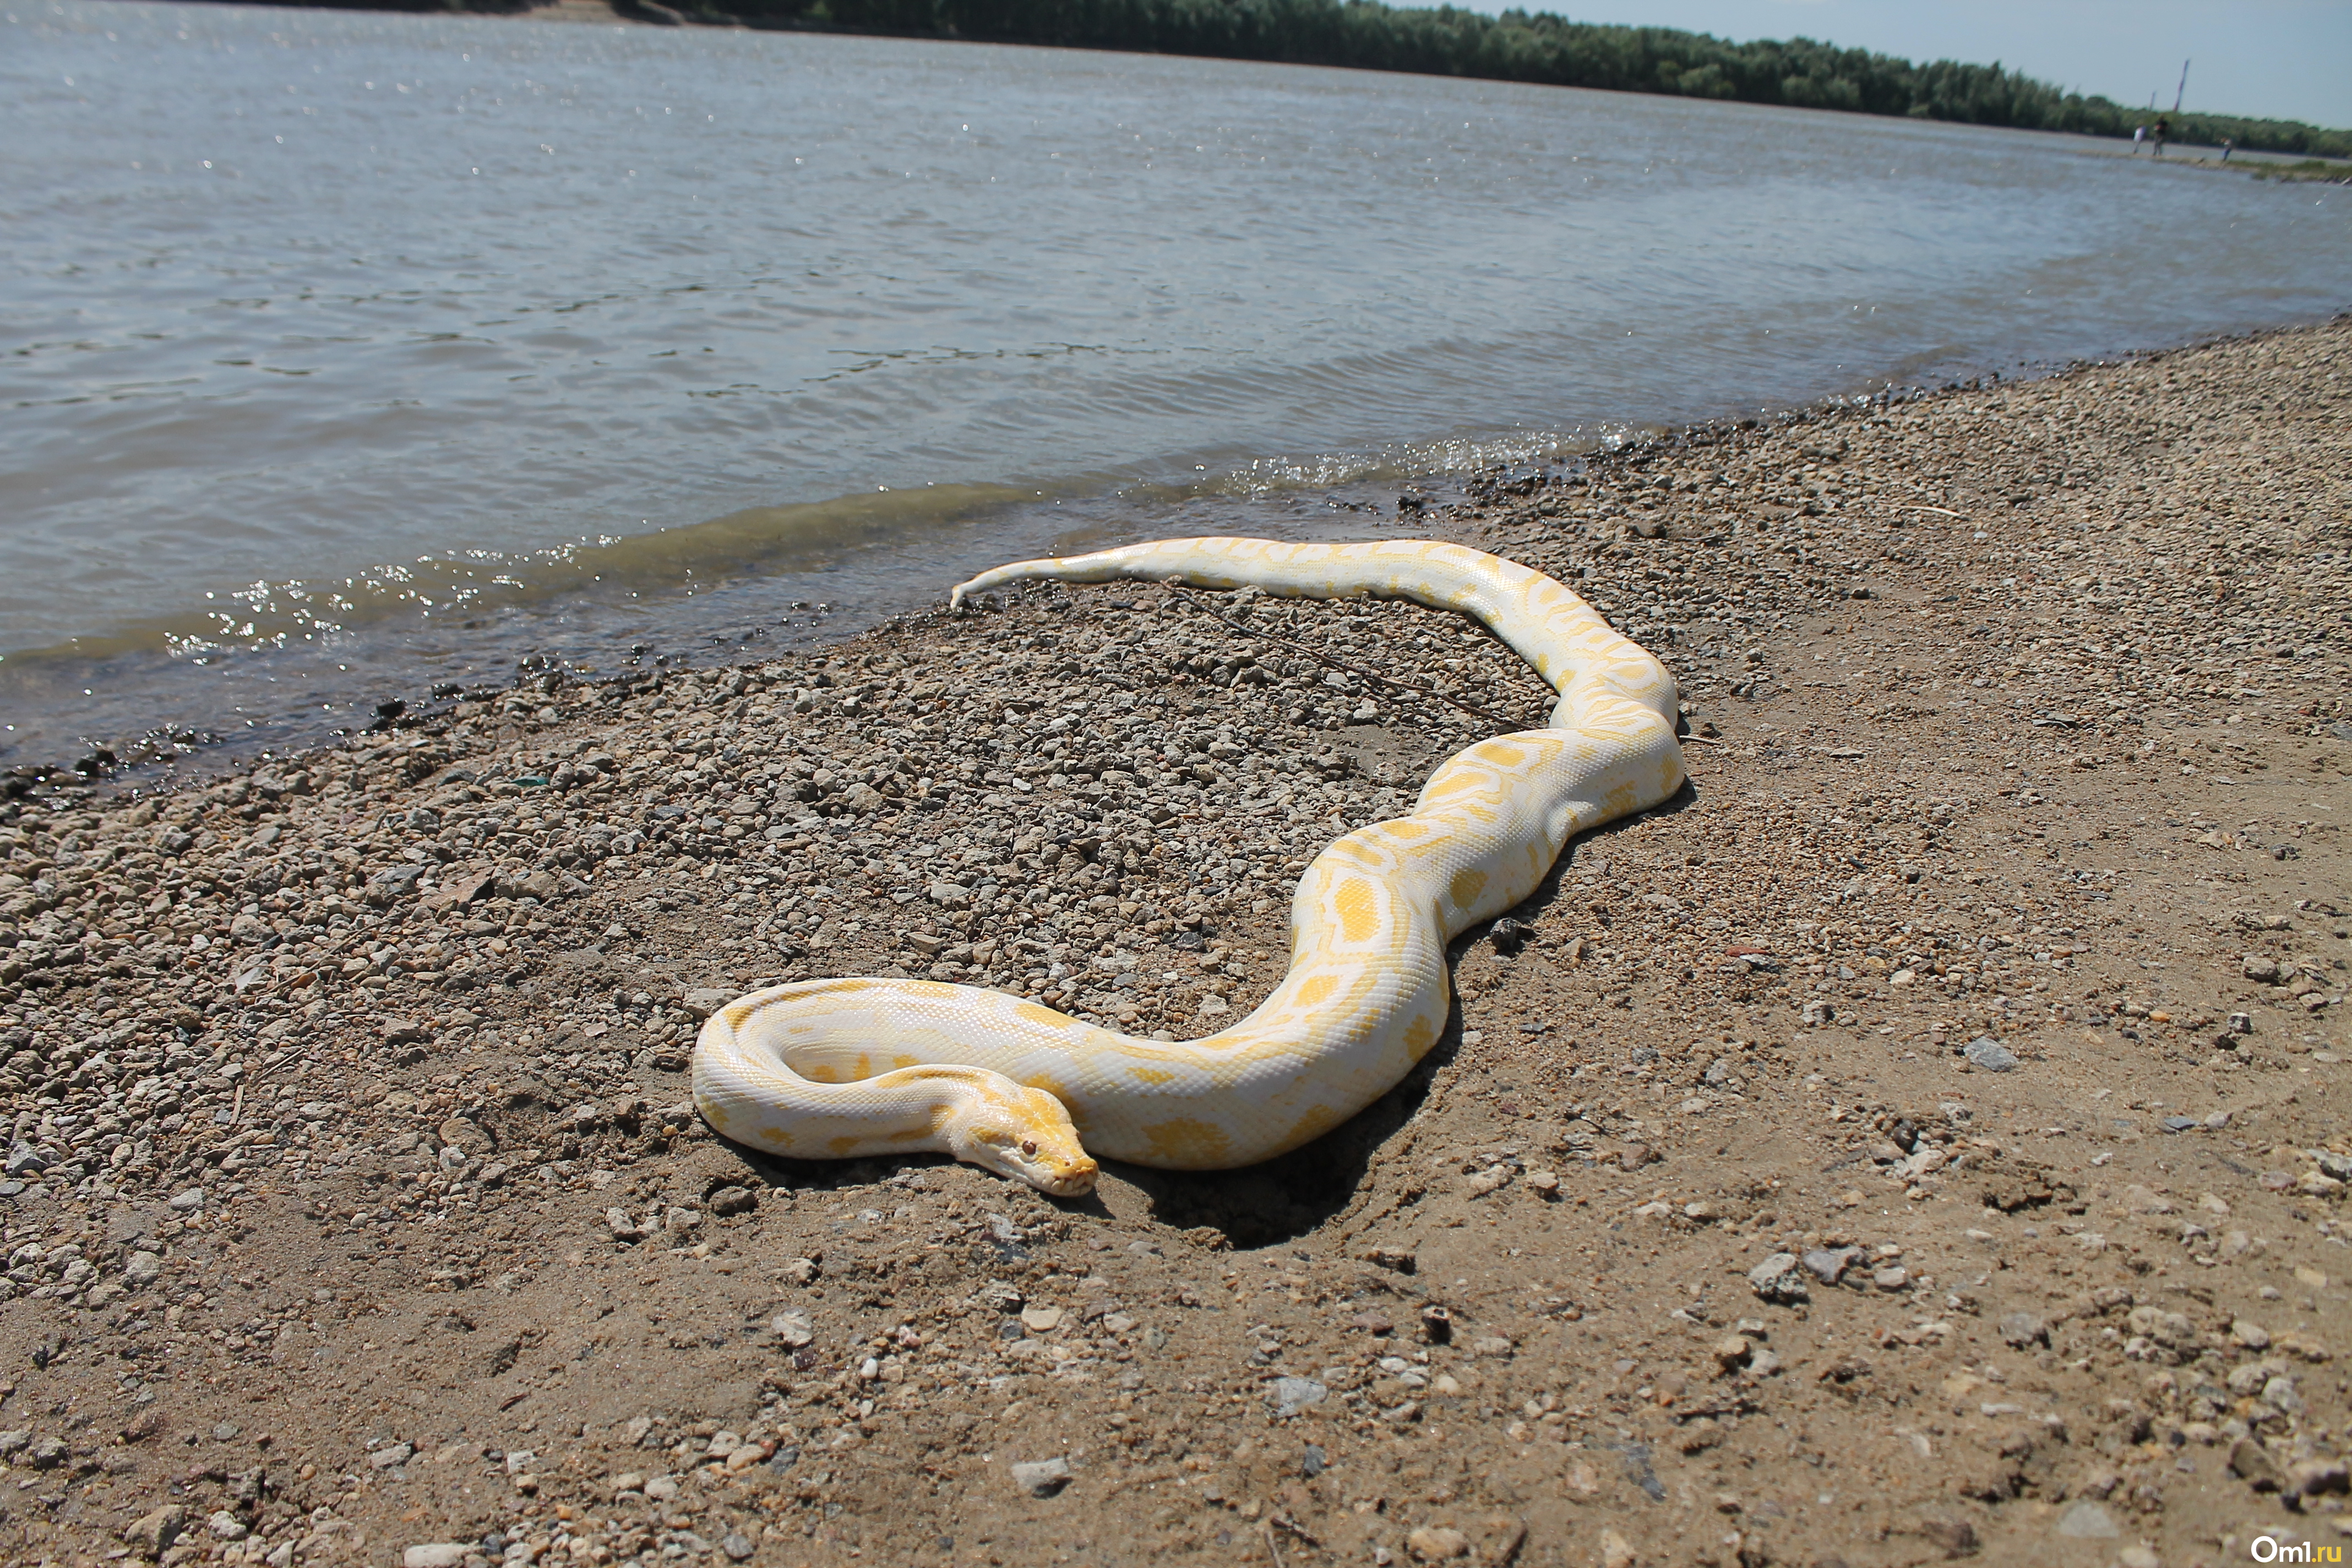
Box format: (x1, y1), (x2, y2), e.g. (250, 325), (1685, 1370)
(1443, 1), (2352, 129)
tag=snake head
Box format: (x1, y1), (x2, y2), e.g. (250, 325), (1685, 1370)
(951, 1085), (1098, 1197)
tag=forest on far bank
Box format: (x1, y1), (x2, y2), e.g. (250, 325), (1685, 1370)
(255, 0), (2352, 159)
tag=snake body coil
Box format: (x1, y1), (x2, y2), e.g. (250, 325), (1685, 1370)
(693, 538), (1684, 1193)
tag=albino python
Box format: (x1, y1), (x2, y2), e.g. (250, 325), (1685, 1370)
(693, 538), (1684, 1194)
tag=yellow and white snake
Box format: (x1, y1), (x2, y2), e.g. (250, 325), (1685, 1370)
(693, 539), (1684, 1194)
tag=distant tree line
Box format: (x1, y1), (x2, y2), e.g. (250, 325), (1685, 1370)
(253, 0), (2352, 157)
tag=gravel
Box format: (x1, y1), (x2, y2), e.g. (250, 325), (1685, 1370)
(0, 322), (2344, 1566)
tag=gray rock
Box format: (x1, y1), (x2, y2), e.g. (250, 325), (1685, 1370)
(2160, 1115), (2198, 1133)
(721, 1533), (755, 1561)
(1747, 1253), (1809, 1303)
(402, 1547), (473, 1568)
(364, 863), (427, 905)
(771, 1310), (815, 1348)
(4, 1141), (48, 1177)
(1801, 1247), (1858, 1286)
(1268, 1377), (1328, 1417)
(1999, 1312), (2048, 1348)
(682, 987), (734, 1019)
(1010, 1456), (1073, 1497)
(1963, 1036), (2018, 1072)
(368, 1442), (413, 1469)
(2051, 1500), (2119, 1539)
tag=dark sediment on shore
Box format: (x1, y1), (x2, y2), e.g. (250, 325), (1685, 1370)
(0, 323), (2346, 1566)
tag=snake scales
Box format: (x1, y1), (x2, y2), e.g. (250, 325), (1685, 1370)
(693, 538), (1685, 1194)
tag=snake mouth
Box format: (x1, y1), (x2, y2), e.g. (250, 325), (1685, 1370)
(1040, 1159), (1101, 1198)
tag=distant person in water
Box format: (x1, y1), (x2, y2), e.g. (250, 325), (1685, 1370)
(2133, 124), (2147, 154)
(2153, 117), (2169, 157)
(2220, 137), (2234, 162)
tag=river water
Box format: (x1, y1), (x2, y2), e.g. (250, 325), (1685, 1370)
(4, 1), (2345, 771)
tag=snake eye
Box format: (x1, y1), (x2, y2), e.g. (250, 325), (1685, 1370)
(1021, 1140), (1038, 1158)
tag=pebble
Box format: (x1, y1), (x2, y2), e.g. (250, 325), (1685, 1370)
(1268, 1376), (1328, 1417)
(2051, 1499), (2119, 1539)
(402, 1547), (473, 1568)
(1406, 1525), (1471, 1561)
(1801, 1247), (1858, 1286)
(1747, 1253), (1808, 1303)
(1009, 1456), (1073, 1497)
(1961, 1036), (2018, 1073)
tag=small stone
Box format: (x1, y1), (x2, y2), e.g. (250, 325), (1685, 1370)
(771, 1310), (815, 1348)
(1872, 1266), (1910, 1292)
(368, 1442), (413, 1469)
(402, 1547), (472, 1568)
(2234, 1319), (2273, 1350)
(1598, 1526), (1638, 1568)
(1300, 1444), (1327, 1477)
(1999, 1313), (2048, 1349)
(663, 1206), (702, 1234)
(1526, 1170), (1560, 1196)
(1406, 1525), (1471, 1561)
(121, 1503), (187, 1556)
(2051, 1499), (2119, 1539)
(2244, 954), (2281, 983)
(206, 1510), (249, 1542)
(1962, 1036), (2018, 1072)
(1802, 1246), (1858, 1285)
(708, 1186), (758, 1216)
(2229, 1436), (2282, 1490)
(681, 987), (734, 1019)
(1918, 1517), (1977, 1555)
(1010, 1456), (1072, 1497)
(1269, 1377), (1328, 1417)
(121, 1250), (165, 1288)
(1747, 1253), (1808, 1304)
(1020, 1304), (1064, 1333)
(2116, 1549), (2160, 1568)
(721, 1533), (756, 1561)
(1711, 1336), (1753, 1371)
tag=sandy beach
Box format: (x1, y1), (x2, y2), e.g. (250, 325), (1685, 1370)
(0, 322), (2346, 1567)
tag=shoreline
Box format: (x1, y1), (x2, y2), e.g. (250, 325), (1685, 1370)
(12, 316), (2332, 801)
(0, 323), (2346, 1564)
